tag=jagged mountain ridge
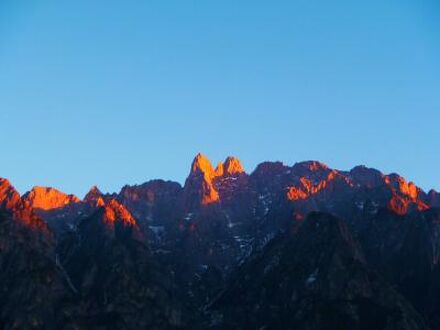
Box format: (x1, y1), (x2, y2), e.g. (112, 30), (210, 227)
(1, 154), (440, 329)
(4, 154), (436, 220)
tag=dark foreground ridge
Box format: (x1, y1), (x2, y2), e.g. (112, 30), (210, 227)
(1, 154), (439, 329)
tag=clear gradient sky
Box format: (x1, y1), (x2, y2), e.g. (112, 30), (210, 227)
(1, 1), (439, 197)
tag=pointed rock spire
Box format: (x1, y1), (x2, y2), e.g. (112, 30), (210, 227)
(87, 185), (102, 196)
(0, 178), (21, 210)
(223, 156), (245, 175)
(84, 185), (105, 207)
(214, 161), (224, 177)
(191, 153), (216, 179)
(184, 154), (247, 207)
(184, 153), (219, 206)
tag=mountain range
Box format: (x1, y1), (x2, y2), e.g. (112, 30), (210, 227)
(1, 153), (440, 329)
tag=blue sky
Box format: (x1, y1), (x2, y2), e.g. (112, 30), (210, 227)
(1, 0), (439, 197)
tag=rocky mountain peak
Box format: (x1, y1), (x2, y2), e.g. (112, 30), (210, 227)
(86, 185), (102, 196)
(296, 160), (329, 172)
(0, 179), (48, 230)
(191, 153), (216, 179)
(84, 185), (105, 207)
(0, 177), (21, 210)
(212, 156), (245, 177)
(184, 154), (220, 206)
(290, 161), (333, 183)
(222, 156), (245, 175)
(214, 161), (224, 177)
(23, 186), (80, 211)
(349, 165), (385, 188)
(185, 154), (247, 206)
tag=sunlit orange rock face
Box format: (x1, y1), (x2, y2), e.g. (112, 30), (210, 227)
(385, 175), (419, 200)
(0, 178), (22, 210)
(283, 163), (430, 217)
(184, 153), (246, 206)
(287, 186), (309, 200)
(348, 167), (429, 215)
(388, 195), (411, 216)
(0, 178), (48, 230)
(190, 153), (220, 205)
(97, 199), (143, 239)
(191, 153), (217, 179)
(387, 195), (428, 216)
(222, 156), (245, 176)
(23, 186), (80, 211)
(384, 175), (429, 215)
(286, 170), (342, 201)
(102, 199), (137, 226)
